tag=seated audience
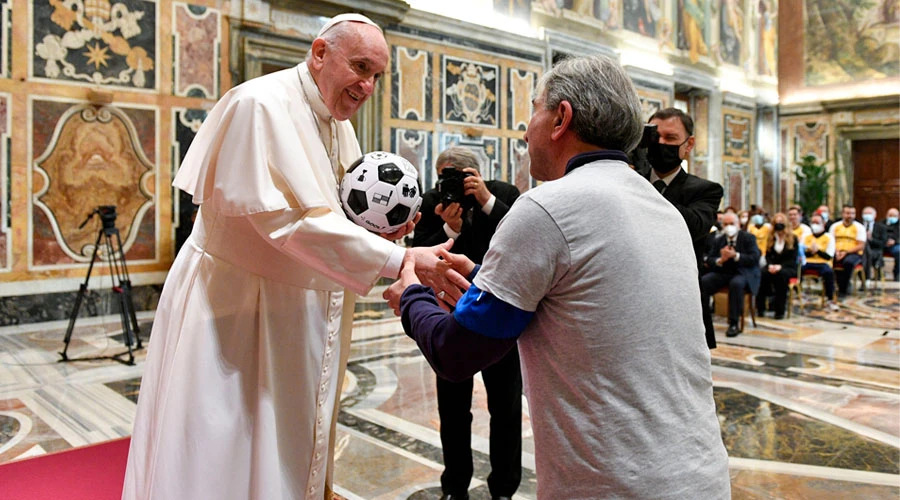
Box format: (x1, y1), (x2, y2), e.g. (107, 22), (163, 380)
(829, 205), (866, 298)
(701, 212), (761, 338)
(747, 209), (772, 257)
(885, 207), (899, 281)
(803, 214), (839, 311)
(757, 213), (798, 320)
(861, 206), (887, 286)
(788, 205), (812, 242)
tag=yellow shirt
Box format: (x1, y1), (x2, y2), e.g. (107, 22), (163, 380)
(803, 233), (834, 266)
(830, 222), (865, 255)
(748, 223), (771, 255)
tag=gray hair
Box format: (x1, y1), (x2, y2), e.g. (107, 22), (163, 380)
(535, 55), (643, 152)
(436, 146), (482, 172)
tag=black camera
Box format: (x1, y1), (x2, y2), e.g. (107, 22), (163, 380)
(437, 168), (474, 208)
(80, 205), (118, 232)
(637, 123), (659, 149)
(627, 124), (660, 175)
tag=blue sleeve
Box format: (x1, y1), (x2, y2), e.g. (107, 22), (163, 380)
(454, 284), (534, 339)
(399, 284), (523, 382)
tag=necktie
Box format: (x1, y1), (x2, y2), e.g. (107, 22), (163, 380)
(653, 179), (666, 193)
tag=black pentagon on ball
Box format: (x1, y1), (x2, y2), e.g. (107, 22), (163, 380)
(385, 203), (411, 226)
(346, 156), (366, 174)
(378, 163), (405, 185)
(347, 189), (369, 215)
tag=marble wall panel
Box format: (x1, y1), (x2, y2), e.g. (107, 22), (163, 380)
(508, 138), (531, 194)
(0, 0), (9, 79)
(172, 3), (220, 99)
(391, 46), (431, 122)
(31, 99), (156, 267)
(390, 128), (433, 190)
(0, 93), (8, 272)
(726, 162), (748, 210)
(724, 113), (752, 158)
(693, 95), (709, 156)
(31, 0), (157, 90)
(794, 121), (829, 162)
(439, 133), (501, 182)
(171, 108), (205, 252)
(442, 56), (499, 128)
(507, 69), (535, 131)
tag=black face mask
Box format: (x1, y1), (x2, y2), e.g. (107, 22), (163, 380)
(773, 223), (786, 231)
(647, 140), (687, 174)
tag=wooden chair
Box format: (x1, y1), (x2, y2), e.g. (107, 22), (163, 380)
(714, 286), (756, 331)
(833, 261), (865, 295)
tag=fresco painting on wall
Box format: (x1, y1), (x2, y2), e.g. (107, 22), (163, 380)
(32, 0), (157, 89)
(173, 3), (220, 99)
(758, 0), (777, 76)
(719, 0), (743, 65)
(624, 0), (661, 37)
(392, 128), (433, 190)
(494, 0), (533, 21)
(32, 101), (156, 267)
(677, 0), (710, 63)
(804, 0), (900, 85)
(442, 56), (499, 127)
(392, 46), (432, 122)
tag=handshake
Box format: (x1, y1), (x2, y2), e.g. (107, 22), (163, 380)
(382, 240), (474, 316)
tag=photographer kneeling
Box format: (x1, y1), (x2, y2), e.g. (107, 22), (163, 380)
(412, 146), (522, 500)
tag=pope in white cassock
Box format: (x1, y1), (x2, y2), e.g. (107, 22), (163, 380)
(123, 14), (428, 500)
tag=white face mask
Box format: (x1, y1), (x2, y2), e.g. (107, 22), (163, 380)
(811, 223), (824, 234)
(724, 224), (739, 237)
(739, 217), (748, 225)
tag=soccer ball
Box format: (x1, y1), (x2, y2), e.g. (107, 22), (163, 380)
(339, 151), (423, 234)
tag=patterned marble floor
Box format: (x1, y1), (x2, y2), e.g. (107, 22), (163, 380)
(1, 282), (898, 499)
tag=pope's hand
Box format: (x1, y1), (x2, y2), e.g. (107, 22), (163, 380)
(381, 212), (421, 241)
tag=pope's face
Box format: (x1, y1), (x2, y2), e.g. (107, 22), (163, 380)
(309, 24), (388, 121)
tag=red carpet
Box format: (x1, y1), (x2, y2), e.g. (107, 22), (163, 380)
(0, 437), (130, 500)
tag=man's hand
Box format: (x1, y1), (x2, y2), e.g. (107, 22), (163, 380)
(435, 203), (463, 233)
(836, 250), (846, 261)
(720, 245), (737, 262)
(384, 252), (420, 316)
(888, 238), (896, 246)
(808, 241), (819, 254)
(381, 212), (421, 241)
(462, 167), (492, 206)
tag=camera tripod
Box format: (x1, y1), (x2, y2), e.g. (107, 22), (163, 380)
(60, 207), (143, 365)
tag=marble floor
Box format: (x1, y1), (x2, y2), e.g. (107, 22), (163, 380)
(1, 279), (899, 499)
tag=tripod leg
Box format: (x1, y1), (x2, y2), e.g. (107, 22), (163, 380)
(113, 231), (142, 348)
(106, 232), (136, 365)
(61, 229), (104, 362)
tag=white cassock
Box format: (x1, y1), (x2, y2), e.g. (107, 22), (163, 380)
(122, 63), (404, 500)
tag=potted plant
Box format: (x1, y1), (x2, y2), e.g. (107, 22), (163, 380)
(794, 154), (834, 217)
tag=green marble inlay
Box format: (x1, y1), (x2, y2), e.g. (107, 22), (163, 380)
(0, 414), (20, 447)
(715, 387), (900, 474)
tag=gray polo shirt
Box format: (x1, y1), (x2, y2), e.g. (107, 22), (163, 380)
(474, 159), (731, 499)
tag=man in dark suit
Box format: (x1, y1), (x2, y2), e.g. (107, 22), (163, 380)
(701, 212), (761, 339)
(642, 108), (724, 270)
(861, 206), (888, 287)
(884, 207), (899, 281)
(635, 108), (724, 347)
(412, 146), (521, 500)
